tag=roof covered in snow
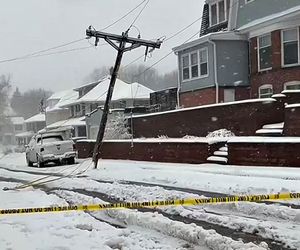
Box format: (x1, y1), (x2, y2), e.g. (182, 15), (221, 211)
(73, 80), (101, 91)
(47, 89), (78, 112)
(62, 76), (153, 106)
(47, 89), (71, 101)
(15, 131), (34, 138)
(47, 116), (85, 129)
(173, 31), (247, 52)
(25, 113), (46, 123)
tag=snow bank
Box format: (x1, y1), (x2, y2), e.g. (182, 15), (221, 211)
(206, 129), (235, 138)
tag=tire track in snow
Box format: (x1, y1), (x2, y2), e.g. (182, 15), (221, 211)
(47, 187), (290, 250)
(84, 178), (300, 209)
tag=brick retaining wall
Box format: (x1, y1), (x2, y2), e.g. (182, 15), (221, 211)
(76, 140), (223, 164)
(129, 99), (283, 138)
(228, 141), (300, 167)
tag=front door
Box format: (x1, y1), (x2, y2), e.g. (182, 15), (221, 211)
(224, 89), (235, 103)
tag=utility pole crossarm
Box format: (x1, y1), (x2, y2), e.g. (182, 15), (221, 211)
(104, 37), (120, 51)
(86, 30), (162, 49)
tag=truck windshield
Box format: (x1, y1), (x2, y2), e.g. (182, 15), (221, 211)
(37, 136), (63, 144)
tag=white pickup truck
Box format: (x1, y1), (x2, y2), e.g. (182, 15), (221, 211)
(25, 131), (77, 168)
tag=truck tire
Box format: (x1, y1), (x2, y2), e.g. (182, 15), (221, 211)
(67, 157), (75, 165)
(26, 155), (33, 167)
(37, 155), (44, 168)
(54, 160), (61, 166)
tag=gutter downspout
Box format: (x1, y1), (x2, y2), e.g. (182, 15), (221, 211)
(208, 38), (219, 103)
(175, 51), (181, 108)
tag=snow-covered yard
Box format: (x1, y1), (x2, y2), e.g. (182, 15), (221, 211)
(0, 153), (299, 249)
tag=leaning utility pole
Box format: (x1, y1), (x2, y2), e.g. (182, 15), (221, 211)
(86, 27), (162, 168)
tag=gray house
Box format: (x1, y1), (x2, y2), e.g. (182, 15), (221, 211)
(173, 31), (249, 107)
(173, 0), (300, 108)
(173, 0), (250, 108)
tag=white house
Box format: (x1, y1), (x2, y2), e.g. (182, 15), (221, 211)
(60, 76), (154, 139)
(46, 89), (78, 126)
(25, 113), (46, 133)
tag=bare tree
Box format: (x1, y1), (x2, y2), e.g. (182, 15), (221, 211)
(83, 66), (110, 83)
(0, 75), (11, 117)
(11, 88), (52, 119)
(85, 64), (178, 91)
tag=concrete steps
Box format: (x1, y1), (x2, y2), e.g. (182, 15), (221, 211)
(255, 122), (284, 136)
(207, 145), (228, 164)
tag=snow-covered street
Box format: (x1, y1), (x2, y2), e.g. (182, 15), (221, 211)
(0, 153), (299, 250)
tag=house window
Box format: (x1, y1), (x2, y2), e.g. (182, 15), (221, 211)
(181, 48), (208, 81)
(191, 52), (199, 78)
(14, 125), (23, 131)
(182, 55), (190, 80)
(199, 49), (208, 76)
(75, 104), (81, 116)
(218, 1), (225, 23)
(284, 81), (300, 90)
(258, 34), (272, 71)
(282, 28), (299, 66)
(77, 126), (87, 137)
(210, 0), (228, 27)
(90, 103), (98, 112)
(81, 104), (86, 115)
(259, 84), (273, 98)
(70, 106), (75, 117)
(211, 4), (218, 26)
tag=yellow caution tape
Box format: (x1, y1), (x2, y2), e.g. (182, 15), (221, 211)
(1, 192), (299, 216)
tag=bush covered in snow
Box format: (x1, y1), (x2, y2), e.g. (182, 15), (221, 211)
(206, 129), (235, 138)
(104, 113), (131, 140)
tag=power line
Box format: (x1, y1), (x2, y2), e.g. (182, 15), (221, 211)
(16, 46), (93, 60)
(164, 16), (202, 42)
(0, 38), (87, 64)
(0, 44), (106, 65)
(100, 0), (148, 32)
(128, 0), (150, 30)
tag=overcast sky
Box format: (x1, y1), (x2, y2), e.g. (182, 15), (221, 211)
(0, 0), (204, 92)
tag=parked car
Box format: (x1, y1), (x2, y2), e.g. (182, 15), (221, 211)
(25, 131), (77, 167)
